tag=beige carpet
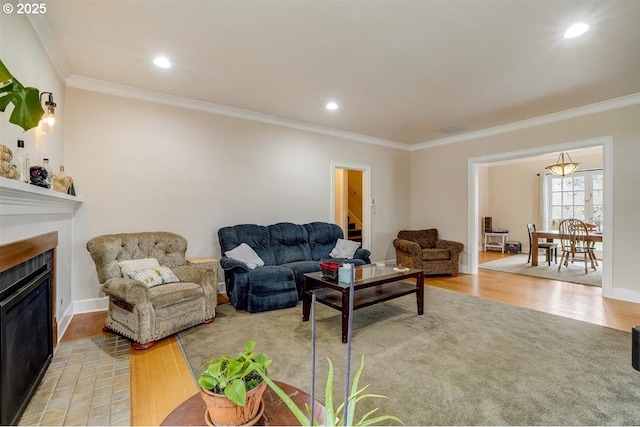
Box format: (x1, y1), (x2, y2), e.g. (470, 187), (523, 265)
(177, 287), (639, 425)
(479, 253), (602, 287)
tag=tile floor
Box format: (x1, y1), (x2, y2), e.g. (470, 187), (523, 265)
(18, 333), (131, 426)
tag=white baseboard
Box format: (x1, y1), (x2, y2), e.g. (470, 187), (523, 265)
(603, 287), (640, 304)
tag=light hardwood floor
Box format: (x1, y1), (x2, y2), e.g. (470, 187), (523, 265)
(63, 251), (640, 426)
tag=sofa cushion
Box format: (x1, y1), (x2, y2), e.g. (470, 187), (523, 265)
(225, 243), (265, 270)
(148, 282), (203, 309)
(398, 229), (438, 249)
(422, 248), (451, 261)
(218, 224), (276, 266)
(304, 222), (344, 260)
(268, 223), (312, 264)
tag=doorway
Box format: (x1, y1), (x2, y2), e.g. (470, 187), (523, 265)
(467, 136), (612, 295)
(331, 162), (371, 250)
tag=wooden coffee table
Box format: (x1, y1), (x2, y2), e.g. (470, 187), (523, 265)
(302, 265), (424, 343)
(161, 381), (323, 426)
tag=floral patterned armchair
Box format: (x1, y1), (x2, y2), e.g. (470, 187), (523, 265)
(393, 229), (464, 276)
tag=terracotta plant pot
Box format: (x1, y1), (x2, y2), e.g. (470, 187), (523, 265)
(200, 380), (267, 426)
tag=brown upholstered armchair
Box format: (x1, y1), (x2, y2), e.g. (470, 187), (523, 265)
(86, 232), (218, 350)
(393, 229), (464, 276)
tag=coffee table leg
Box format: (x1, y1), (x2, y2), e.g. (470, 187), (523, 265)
(302, 278), (311, 322)
(417, 272), (424, 315)
(341, 290), (349, 343)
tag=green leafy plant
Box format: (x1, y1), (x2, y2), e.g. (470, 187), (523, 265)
(0, 59), (44, 131)
(197, 340), (272, 406)
(251, 354), (403, 426)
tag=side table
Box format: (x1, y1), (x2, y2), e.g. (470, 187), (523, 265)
(484, 232), (509, 253)
(161, 381), (324, 426)
(186, 257), (219, 270)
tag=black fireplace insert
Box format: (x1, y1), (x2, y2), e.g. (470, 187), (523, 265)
(0, 250), (53, 425)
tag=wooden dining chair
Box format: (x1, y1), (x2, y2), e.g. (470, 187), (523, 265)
(526, 223), (557, 266)
(557, 219), (598, 274)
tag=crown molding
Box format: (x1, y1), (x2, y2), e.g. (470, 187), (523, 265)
(411, 92), (640, 151)
(65, 75), (409, 151)
(27, 15), (70, 81)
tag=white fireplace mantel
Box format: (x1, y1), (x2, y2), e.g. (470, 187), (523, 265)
(0, 177), (83, 216)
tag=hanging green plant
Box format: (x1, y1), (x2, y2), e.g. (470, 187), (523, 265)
(0, 59), (45, 131)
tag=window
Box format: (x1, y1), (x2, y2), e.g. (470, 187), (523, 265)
(546, 169), (603, 231)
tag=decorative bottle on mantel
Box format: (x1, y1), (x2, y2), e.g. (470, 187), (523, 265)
(43, 159), (53, 189)
(15, 140), (30, 183)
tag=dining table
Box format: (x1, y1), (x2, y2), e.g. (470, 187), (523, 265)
(531, 229), (603, 266)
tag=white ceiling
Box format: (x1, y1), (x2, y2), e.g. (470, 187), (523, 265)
(35, 0), (640, 146)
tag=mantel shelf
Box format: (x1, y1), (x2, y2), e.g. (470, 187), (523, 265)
(0, 177), (83, 216)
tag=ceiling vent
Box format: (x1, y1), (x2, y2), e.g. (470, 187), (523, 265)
(436, 123), (469, 134)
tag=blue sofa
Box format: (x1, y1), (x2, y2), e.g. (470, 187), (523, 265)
(218, 222), (371, 313)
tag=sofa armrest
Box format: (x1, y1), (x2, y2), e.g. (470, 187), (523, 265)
(393, 238), (422, 269)
(103, 277), (149, 305)
(354, 248), (371, 264)
(220, 256), (250, 272)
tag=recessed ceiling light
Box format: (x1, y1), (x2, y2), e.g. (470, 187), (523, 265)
(326, 102), (338, 110)
(564, 22), (590, 39)
(153, 56), (171, 68)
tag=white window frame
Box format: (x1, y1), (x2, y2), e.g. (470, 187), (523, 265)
(545, 169), (604, 231)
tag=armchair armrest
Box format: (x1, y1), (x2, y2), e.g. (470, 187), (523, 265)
(173, 265), (218, 319)
(173, 265), (218, 292)
(436, 239), (464, 256)
(393, 238), (422, 269)
(393, 238), (422, 255)
(103, 277), (149, 305)
(436, 239), (464, 276)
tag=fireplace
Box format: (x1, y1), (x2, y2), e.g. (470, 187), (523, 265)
(0, 232), (57, 425)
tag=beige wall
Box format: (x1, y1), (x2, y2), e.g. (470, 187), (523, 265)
(0, 14), (75, 327)
(65, 88), (411, 300)
(0, 14), (66, 171)
(410, 104), (640, 301)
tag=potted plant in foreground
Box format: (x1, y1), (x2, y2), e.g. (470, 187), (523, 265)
(254, 353), (403, 426)
(198, 340), (271, 426)
(199, 340), (402, 426)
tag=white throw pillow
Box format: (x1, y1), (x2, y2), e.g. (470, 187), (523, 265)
(225, 243), (265, 270)
(118, 258), (160, 276)
(330, 239), (361, 259)
(127, 266), (180, 288)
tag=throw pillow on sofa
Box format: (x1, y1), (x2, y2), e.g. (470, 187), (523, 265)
(127, 266), (180, 288)
(118, 258), (160, 276)
(330, 238), (361, 259)
(225, 243), (265, 269)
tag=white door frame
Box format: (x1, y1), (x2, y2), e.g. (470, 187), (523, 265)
(330, 161), (372, 250)
(467, 136), (613, 295)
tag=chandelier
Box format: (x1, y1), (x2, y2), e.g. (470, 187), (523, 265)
(545, 152), (581, 176)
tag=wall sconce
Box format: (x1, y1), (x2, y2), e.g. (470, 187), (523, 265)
(545, 152), (581, 177)
(39, 92), (56, 135)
